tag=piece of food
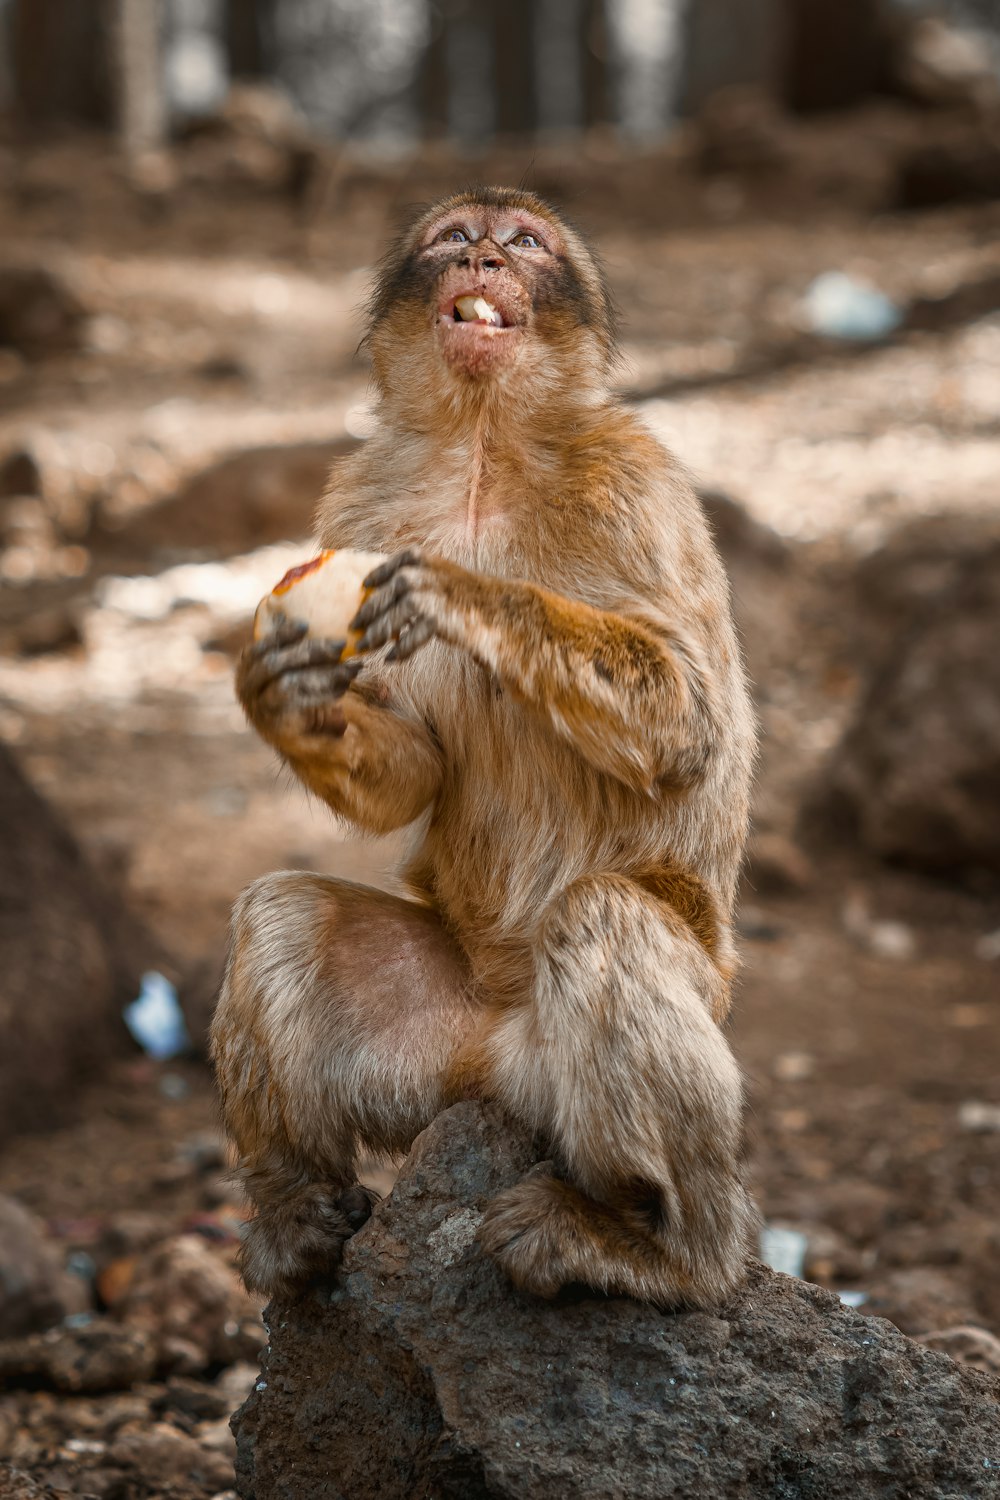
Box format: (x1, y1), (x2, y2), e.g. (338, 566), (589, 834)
(253, 548), (387, 656)
(454, 294), (503, 326)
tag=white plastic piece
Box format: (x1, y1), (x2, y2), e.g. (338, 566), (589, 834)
(802, 272), (902, 342)
(759, 1224), (807, 1279)
(123, 971), (190, 1060)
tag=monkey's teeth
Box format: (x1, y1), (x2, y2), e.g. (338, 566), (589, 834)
(454, 295), (502, 326)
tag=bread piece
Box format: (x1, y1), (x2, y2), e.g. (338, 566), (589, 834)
(253, 548), (387, 656)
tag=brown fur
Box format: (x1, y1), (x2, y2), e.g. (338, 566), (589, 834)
(212, 188), (759, 1305)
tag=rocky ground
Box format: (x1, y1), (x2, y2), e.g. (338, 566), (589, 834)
(0, 102), (999, 1497)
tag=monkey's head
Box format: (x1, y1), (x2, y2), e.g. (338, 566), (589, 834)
(366, 188), (618, 408)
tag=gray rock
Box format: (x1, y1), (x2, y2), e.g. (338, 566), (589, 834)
(823, 529), (1000, 874)
(0, 1466), (51, 1500)
(0, 264), (85, 358)
(235, 1103), (1000, 1500)
(0, 1320), (156, 1394)
(0, 1193), (89, 1337)
(0, 742), (150, 1140)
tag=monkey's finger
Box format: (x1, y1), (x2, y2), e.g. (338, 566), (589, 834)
(242, 619), (308, 662)
(239, 638), (353, 698)
(356, 600), (422, 654)
(288, 700), (350, 740)
(350, 569), (416, 632)
(259, 663), (360, 709)
(363, 547), (424, 590)
(386, 615), (437, 662)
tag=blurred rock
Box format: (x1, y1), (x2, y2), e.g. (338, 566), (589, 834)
(918, 1325), (1000, 1374)
(808, 1180), (892, 1244)
(820, 528), (1000, 875)
(0, 451), (41, 498)
(194, 1416), (235, 1459)
(0, 742), (151, 1141)
(108, 1424), (233, 1493)
(0, 1320), (156, 1393)
(163, 1376), (231, 1424)
(178, 83), (320, 202)
(891, 17), (999, 112)
(958, 1100), (1000, 1133)
(842, 895), (916, 961)
(101, 440), (355, 565)
(236, 1102), (1000, 1500)
(213, 1361), (258, 1414)
(693, 87), (792, 176)
(2, 605), (83, 659)
(698, 487), (794, 689)
(114, 1235), (263, 1374)
(0, 1194), (90, 1337)
(895, 122), (1000, 209)
(907, 269), (1000, 332)
(801, 1224), (867, 1284)
(0, 265), (86, 359)
(96, 1211), (175, 1265)
(0, 1468), (50, 1499)
(744, 831), (813, 895)
(863, 1268), (979, 1337)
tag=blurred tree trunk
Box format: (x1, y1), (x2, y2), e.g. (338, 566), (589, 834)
(418, 0), (454, 137)
(581, 0), (610, 128)
(107, 0), (166, 160)
(491, 0), (536, 137)
(8, 0), (109, 125)
(676, 0), (786, 116)
(782, 0), (888, 113)
(225, 0), (279, 80)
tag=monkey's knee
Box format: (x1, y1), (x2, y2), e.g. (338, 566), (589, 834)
(212, 871), (358, 1176)
(488, 874), (753, 1283)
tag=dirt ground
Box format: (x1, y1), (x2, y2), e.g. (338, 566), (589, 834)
(1, 107), (999, 1496)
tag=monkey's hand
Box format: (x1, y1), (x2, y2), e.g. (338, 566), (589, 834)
(235, 617), (444, 834)
(353, 549), (714, 794)
(351, 548), (473, 662)
(235, 620), (363, 748)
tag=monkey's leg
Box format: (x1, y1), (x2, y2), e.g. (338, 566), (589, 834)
(476, 874), (758, 1308)
(211, 871), (475, 1298)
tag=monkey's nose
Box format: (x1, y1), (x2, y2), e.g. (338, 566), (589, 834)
(457, 249), (505, 272)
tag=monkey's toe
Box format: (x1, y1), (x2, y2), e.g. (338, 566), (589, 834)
(238, 1181), (379, 1300)
(335, 1182), (380, 1232)
(477, 1169), (572, 1299)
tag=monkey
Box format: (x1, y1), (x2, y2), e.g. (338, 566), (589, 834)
(210, 186), (759, 1308)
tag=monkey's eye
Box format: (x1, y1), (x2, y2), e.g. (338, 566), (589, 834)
(509, 232), (543, 249)
(438, 227), (470, 243)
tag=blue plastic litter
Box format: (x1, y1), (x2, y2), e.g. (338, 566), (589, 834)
(123, 971), (190, 1060)
(803, 272), (903, 342)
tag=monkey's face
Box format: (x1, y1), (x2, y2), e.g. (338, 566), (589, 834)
(368, 188), (617, 397)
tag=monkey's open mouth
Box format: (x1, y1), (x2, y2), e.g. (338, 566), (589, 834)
(450, 295), (506, 327)
(437, 285), (524, 370)
(438, 294), (513, 332)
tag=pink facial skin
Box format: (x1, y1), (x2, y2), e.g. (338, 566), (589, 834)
(420, 205), (564, 377)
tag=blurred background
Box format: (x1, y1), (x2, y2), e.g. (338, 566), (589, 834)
(1, 1), (999, 1494)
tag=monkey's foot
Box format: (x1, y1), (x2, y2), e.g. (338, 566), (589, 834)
(477, 1167), (580, 1298)
(479, 1169), (700, 1307)
(238, 1182), (379, 1300)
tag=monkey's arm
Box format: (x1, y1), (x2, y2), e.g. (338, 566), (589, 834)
(353, 552), (715, 794)
(235, 625), (443, 833)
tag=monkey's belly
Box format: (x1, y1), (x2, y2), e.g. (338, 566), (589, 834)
(253, 548), (387, 654)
